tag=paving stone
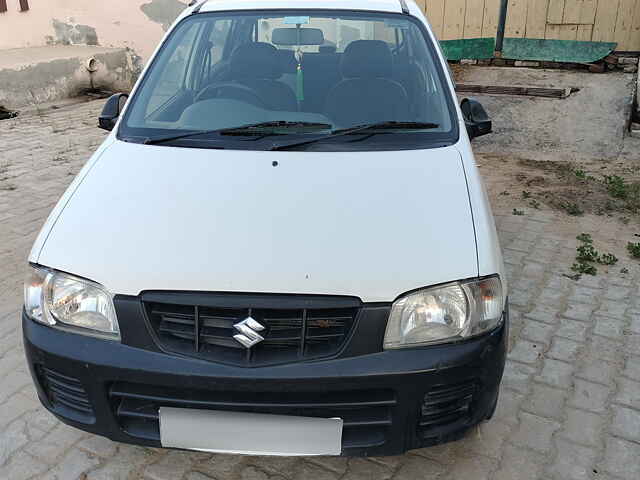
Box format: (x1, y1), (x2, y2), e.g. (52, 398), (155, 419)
(341, 458), (395, 480)
(39, 448), (100, 480)
(523, 383), (568, 420)
(510, 412), (560, 453)
(520, 320), (554, 345)
(0, 392), (40, 430)
(577, 356), (617, 386)
(24, 422), (86, 465)
(0, 419), (28, 466)
(196, 453), (247, 477)
(305, 457), (349, 476)
(622, 355), (640, 381)
(0, 370), (32, 404)
(570, 379), (610, 413)
(493, 445), (546, 480)
(615, 378), (640, 409)
(535, 358), (574, 389)
(78, 434), (118, 458)
(440, 454), (496, 480)
(525, 305), (560, 325)
(584, 335), (621, 364)
(493, 389), (525, 426)
(292, 462), (339, 480)
(563, 303), (595, 322)
(560, 408), (603, 447)
(144, 451), (195, 480)
(596, 301), (628, 319)
(503, 360), (536, 393)
(547, 337), (582, 362)
(554, 318), (588, 342)
(186, 473), (216, 480)
(509, 339), (544, 364)
(0, 450), (49, 480)
(611, 405), (640, 442)
(547, 439), (598, 480)
(390, 456), (444, 480)
(603, 436), (640, 478)
(456, 420), (512, 459)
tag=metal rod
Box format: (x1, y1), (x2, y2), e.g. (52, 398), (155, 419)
(495, 0), (509, 55)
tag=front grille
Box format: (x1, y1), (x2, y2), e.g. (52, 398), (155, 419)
(110, 382), (395, 452)
(418, 380), (478, 439)
(38, 367), (95, 424)
(143, 294), (360, 366)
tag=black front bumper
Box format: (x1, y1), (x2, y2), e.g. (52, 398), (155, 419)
(23, 308), (507, 456)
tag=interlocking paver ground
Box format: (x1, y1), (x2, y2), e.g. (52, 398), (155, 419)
(1, 99), (639, 479)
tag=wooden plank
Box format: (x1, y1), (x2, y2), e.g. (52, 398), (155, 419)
(545, 23), (563, 39)
(464, 0), (486, 38)
(482, 0), (502, 37)
(506, 0), (529, 37)
(442, 0), (467, 40)
(558, 24), (579, 40)
(547, 0), (566, 23)
(456, 83), (573, 98)
(626, 0), (640, 51)
(526, 0), (551, 38)
(615, 0), (636, 50)
(592, 0), (620, 42)
(563, 0), (582, 24)
(579, 0), (597, 24)
(425, 0), (446, 38)
(576, 24), (594, 40)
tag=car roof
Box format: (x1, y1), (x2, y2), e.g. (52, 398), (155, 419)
(197, 0), (405, 14)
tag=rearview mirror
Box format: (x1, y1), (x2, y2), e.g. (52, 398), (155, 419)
(272, 28), (324, 46)
(460, 98), (492, 139)
(99, 93), (129, 131)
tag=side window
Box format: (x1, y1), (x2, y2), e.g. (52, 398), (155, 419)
(145, 22), (203, 115)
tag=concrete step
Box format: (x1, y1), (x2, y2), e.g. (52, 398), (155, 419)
(0, 45), (141, 109)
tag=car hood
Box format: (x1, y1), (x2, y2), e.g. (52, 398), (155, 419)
(37, 140), (478, 302)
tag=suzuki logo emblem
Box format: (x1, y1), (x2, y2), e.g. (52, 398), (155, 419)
(233, 316), (266, 349)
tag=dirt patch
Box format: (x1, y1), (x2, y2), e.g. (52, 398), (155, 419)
(479, 153), (640, 225)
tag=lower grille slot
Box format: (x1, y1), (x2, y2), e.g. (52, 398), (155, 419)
(110, 382), (395, 451)
(38, 367), (95, 424)
(419, 380), (479, 436)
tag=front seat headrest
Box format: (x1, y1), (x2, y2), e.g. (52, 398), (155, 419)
(230, 42), (280, 79)
(341, 40), (393, 79)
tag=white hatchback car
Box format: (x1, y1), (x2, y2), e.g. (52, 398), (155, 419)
(23, 0), (507, 457)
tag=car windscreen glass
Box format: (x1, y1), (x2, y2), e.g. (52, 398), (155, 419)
(119, 10), (458, 150)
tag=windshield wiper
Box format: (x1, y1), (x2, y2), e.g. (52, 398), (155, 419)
(220, 121), (332, 135)
(270, 121), (440, 151)
(142, 121), (332, 146)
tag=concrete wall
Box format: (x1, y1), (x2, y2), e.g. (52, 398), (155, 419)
(0, 0), (188, 62)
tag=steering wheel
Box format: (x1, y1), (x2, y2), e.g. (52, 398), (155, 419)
(195, 82), (267, 108)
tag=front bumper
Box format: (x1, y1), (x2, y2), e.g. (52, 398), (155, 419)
(23, 308), (507, 457)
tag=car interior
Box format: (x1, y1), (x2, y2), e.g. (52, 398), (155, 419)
(132, 14), (450, 131)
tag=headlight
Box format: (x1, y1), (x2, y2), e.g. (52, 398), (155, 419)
(384, 276), (503, 349)
(24, 265), (120, 340)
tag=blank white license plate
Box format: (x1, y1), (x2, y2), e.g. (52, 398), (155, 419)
(159, 407), (343, 456)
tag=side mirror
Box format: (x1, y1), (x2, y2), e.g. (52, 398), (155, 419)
(461, 98), (492, 139)
(99, 93), (129, 131)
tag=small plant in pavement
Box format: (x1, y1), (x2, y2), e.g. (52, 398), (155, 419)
(571, 233), (619, 279)
(628, 242), (640, 259)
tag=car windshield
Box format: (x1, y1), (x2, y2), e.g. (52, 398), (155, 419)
(119, 9), (458, 150)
